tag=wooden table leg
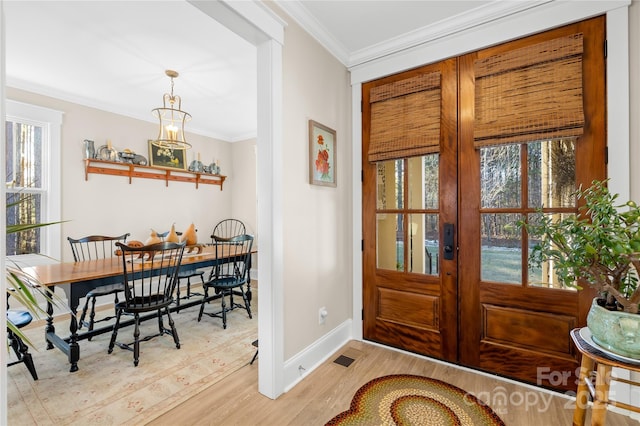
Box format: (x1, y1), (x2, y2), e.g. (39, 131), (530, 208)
(574, 354), (595, 426)
(591, 363), (612, 426)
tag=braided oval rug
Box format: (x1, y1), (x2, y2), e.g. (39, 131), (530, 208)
(326, 374), (506, 426)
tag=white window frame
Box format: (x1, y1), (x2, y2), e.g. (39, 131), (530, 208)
(5, 100), (62, 260)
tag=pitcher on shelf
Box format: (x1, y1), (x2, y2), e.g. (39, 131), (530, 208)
(83, 139), (95, 159)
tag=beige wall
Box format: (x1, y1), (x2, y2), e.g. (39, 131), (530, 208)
(268, 4), (353, 360)
(6, 87), (251, 262)
(231, 138), (258, 269)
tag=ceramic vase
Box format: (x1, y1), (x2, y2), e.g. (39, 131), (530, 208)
(84, 139), (95, 159)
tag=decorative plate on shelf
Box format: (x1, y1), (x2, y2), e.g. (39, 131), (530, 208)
(97, 145), (117, 161)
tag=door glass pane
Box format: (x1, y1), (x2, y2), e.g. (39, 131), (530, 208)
(377, 160), (404, 210)
(481, 213), (522, 284)
(377, 213), (403, 271)
(408, 213), (439, 275)
(527, 212), (578, 290)
(528, 139), (576, 208)
(480, 145), (521, 208)
(408, 154), (439, 209)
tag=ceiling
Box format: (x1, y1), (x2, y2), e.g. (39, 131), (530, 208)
(4, 0), (541, 142)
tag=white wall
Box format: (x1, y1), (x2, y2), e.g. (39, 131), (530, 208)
(6, 87), (241, 262)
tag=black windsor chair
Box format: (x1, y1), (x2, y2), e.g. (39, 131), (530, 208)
(197, 234), (253, 329)
(67, 233), (130, 338)
(108, 241), (186, 366)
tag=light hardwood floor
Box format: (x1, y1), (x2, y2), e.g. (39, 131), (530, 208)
(149, 340), (639, 425)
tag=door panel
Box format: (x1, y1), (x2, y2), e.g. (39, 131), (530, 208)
(363, 58), (459, 362)
(458, 17), (606, 392)
(362, 16), (605, 392)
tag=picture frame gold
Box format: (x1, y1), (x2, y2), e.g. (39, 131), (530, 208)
(309, 120), (336, 187)
(148, 140), (187, 170)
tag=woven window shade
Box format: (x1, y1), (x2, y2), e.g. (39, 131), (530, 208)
(368, 72), (441, 162)
(474, 33), (584, 148)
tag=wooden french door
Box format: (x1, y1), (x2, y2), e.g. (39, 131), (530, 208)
(363, 16), (606, 391)
(362, 58), (459, 362)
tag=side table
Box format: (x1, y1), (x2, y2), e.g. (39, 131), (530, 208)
(571, 328), (640, 426)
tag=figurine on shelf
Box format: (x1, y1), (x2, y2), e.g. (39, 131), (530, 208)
(189, 153), (204, 173)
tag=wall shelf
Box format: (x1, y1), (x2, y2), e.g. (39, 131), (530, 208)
(84, 159), (226, 190)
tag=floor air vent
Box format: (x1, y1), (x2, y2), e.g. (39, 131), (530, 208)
(333, 354), (355, 367)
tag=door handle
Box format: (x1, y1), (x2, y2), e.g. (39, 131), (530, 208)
(443, 223), (455, 260)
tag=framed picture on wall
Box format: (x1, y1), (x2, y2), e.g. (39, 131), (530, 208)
(148, 140), (187, 170)
(309, 120), (336, 187)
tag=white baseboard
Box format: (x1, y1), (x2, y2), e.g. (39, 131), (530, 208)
(283, 319), (352, 392)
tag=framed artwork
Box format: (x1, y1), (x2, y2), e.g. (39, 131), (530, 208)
(148, 140), (187, 170)
(309, 120), (336, 187)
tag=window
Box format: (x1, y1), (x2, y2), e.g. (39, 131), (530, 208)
(5, 100), (62, 259)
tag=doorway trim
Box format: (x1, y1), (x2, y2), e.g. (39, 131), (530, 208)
(350, 0), (630, 366)
(189, 0), (287, 400)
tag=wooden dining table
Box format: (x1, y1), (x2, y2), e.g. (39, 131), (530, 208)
(20, 245), (252, 372)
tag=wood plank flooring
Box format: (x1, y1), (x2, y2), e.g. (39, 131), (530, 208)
(149, 340), (640, 425)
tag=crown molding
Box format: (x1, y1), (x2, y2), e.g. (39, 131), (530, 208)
(348, 0), (553, 67)
(273, 0), (351, 65)
(275, 0), (556, 68)
(7, 77), (242, 143)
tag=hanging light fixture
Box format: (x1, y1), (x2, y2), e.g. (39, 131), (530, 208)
(151, 69), (192, 150)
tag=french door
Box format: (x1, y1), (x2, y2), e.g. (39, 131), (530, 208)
(362, 16), (606, 391)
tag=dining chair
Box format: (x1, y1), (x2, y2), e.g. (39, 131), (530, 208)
(108, 241), (186, 366)
(67, 233), (130, 338)
(197, 234), (253, 329)
(6, 293), (38, 380)
(158, 229), (204, 309)
(209, 219), (250, 306)
(210, 219), (246, 243)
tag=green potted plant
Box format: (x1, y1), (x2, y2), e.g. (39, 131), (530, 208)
(521, 179), (640, 357)
(6, 194), (65, 344)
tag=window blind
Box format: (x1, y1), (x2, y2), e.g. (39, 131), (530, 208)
(473, 33), (584, 148)
(368, 72), (441, 162)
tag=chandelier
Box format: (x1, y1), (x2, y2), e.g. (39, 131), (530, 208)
(151, 69), (192, 150)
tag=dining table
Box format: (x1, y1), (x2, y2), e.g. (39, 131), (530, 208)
(19, 245), (253, 372)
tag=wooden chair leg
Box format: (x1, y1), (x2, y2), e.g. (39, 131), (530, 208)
(166, 308), (180, 349)
(241, 289), (252, 319)
(87, 296), (98, 340)
(108, 309), (123, 354)
(250, 340), (259, 365)
(220, 291), (228, 329)
(133, 313), (141, 367)
(7, 329), (38, 380)
(197, 287), (209, 322)
(78, 297), (91, 329)
(21, 352), (38, 380)
(157, 310), (165, 334)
